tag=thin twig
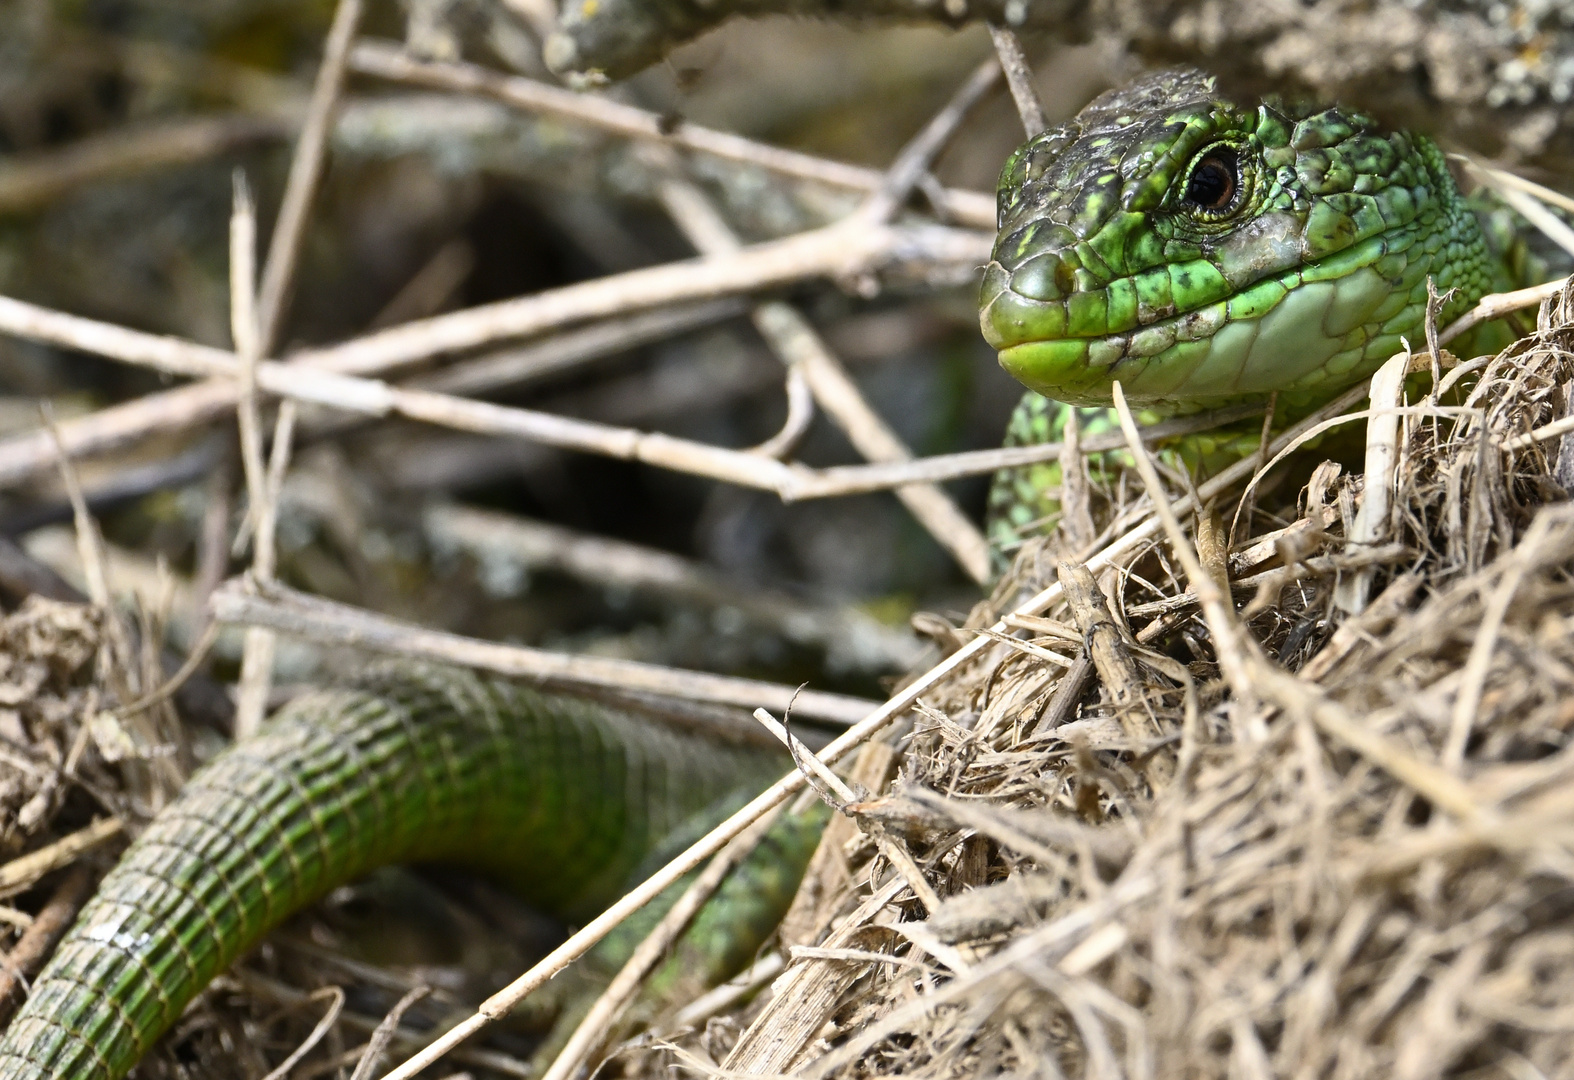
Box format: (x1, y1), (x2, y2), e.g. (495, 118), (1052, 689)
(348, 985), (428, 1080)
(0, 865), (97, 1026)
(0, 290), (1253, 503)
(255, 0), (365, 349)
(234, 0), (353, 736)
(116, 619), (222, 719)
(374, 341), (1380, 1080)
(423, 504), (919, 670)
(0, 819), (123, 898)
(778, 405), (1263, 499)
(855, 56), (1000, 224)
(535, 813), (781, 1080)
(239, 970), (530, 1078)
(230, 176), (274, 741)
(748, 364), (815, 459)
(1438, 275), (1571, 348)
(746, 301), (992, 582)
(189, 446), (235, 634)
(207, 578), (876, 726)
(0, 219), (990, 488)
(987, 25), (1048, 136)
(258, 987), (346, 1080)
(0, 115), (291, 215)
(1504, 409), (1574, 450)
(753, 707), (859, 805)
(414, 299), (747, 398)
(346, 41), (996, 228)
(657, 170), (992, 582)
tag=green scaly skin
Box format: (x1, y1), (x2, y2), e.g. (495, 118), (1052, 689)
(980, 66), (1513, 556)
(0, 665), (819, 1080)
(0, 66), (1526, 1080)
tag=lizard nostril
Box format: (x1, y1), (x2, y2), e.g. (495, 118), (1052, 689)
(1056, 259), (1078, 296)
(1011, 254), (1069, 301)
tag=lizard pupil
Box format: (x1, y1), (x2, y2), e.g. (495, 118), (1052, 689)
(1184, 151), (1237, 211)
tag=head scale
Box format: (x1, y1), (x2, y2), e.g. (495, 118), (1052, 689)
(980, 68), (1489, 414)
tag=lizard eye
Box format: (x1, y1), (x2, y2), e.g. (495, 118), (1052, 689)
(1182, 147), (1239, 212)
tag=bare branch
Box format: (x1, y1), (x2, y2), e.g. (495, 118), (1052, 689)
(346, 41), (996, 229)
(207, 578), (878, 726)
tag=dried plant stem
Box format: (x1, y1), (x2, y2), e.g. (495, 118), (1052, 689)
(1459, 156), (1574, 217)
(257, 987), (346, 1080)
(1333, 351), (1409, 615)
(240, 970), (530, 1078)
(346, 41), (996, 229)
(423, 504), (918, 669)
(0, 115), (291, 216)
(779, 406), (1262, 499)
(348, 986), (427, 1080)
(375, 332), (1383, 1080)
(255, 0), (364, 349)
(657, 173), (991, 582)
(413, 298), (746, 398)
(1058, 562), (1151, 739)
(1111, 381), (1256, 702)
(0, 219), (988, 489)
(854, 55), (999, 224)
(748, 302), (992, 582)
(753, 707), (859, 803)
(668, 952), (784, 1029)
(988, 25), (1048, 135)
(0, 865), (96, 1026)
(1438, 274), (1571, 348)
(1506, 410), (1574, 449)
(207, 579), (877, 726)
(1445, 533), (1537, 770)
(749, 363), (815, 459)
(190, 448), (235, 633)
(1488, 187), (1574, 262)
(229, 178), (273, 740)
(535, 811), (783, 1080)
(0, 818), (123, 898)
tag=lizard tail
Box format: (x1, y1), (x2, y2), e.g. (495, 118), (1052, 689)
(0, 664), (794, 1080)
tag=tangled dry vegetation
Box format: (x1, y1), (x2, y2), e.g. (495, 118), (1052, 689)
(2, 252), (1574, 1080)
(3, 4), (1574, 1078)
(584, 283), (1574, 1080)
(6, 289), (1574, 1080)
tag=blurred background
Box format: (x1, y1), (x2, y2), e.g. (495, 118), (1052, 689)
(0, 2), (1121, 705)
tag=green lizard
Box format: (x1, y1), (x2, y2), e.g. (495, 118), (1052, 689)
(982, 67), (1521, 558)
(0, 66), (1528, 1079)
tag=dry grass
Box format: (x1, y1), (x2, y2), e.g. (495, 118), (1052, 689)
(594, 283), (1574, 1080)
(5, 286), (1573, 1079)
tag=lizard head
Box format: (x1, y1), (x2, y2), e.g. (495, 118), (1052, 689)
(979, 67), (1490, 413)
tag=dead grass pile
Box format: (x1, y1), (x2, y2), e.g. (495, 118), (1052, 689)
(0, 594), (188, 849)
(657, 285), (1574, 1080)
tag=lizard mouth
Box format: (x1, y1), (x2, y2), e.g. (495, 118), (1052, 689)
(980, 233), (1423, 411)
